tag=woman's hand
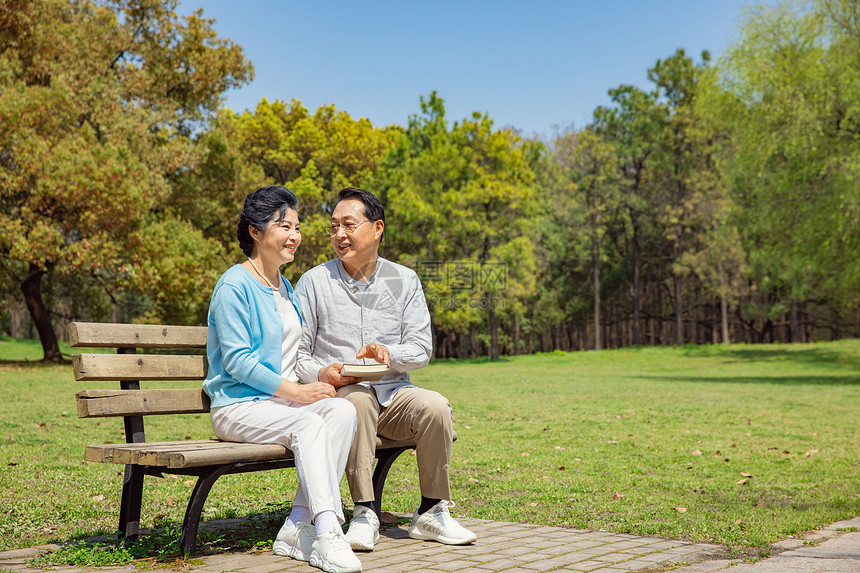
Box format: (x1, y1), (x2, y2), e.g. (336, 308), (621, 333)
(290, 381), (337, 404)
(275, 379), (336, 403)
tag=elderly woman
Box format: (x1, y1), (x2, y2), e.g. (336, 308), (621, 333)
(203, 186), (361, 573)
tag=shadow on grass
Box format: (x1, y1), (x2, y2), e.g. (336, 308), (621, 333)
(635, 374), (860, 386)
(680, 344), (860, 371)
(0, 357), (73, 366)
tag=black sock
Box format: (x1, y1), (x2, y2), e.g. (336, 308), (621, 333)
(354, 501), (377, 518)
(418, 496), (441, 515)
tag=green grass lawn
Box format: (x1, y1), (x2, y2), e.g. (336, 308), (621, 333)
(1, 336), (858, 556)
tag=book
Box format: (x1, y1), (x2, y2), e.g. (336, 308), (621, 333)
(340, 363), (390, 381)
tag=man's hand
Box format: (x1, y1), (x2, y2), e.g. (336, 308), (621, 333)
(318, 363), (357, 388)
(356, 342), (390, 365)
(290, 381), (336, 404)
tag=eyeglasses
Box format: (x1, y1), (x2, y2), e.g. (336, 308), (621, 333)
(324, 220), (371, 236)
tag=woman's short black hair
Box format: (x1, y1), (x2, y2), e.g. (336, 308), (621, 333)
(237, 186), (299, 257)
(336, 187), (384, 241)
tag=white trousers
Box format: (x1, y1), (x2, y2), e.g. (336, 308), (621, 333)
(210, 396), (357, 522)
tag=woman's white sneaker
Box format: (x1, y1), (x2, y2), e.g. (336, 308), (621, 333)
(273, 519), (315, 561)
(309, 526), (362, 573)
(407, 500), (477, 545)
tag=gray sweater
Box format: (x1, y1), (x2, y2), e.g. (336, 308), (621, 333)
(294, 257), (433, 406)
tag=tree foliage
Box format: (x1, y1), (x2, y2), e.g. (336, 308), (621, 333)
(0, 0), (252, 359)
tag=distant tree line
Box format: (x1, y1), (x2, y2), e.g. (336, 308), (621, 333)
(1, 0), (858, 361)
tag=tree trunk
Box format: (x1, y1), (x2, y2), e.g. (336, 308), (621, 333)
(631, 230), (642, 345)
(513, 314), (521, 355)
(488, 306), (499, 360)
(10, 305), (24, 339)
(593, 241), (601, 351)
(790, 299), (799, 343)
(673, 272), (683, 347)
(21, 263), (63, 362)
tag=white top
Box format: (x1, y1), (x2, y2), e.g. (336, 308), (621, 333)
(275, 279), (301, 381)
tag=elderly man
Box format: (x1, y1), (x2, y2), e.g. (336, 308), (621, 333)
(295, 187), (476, 551)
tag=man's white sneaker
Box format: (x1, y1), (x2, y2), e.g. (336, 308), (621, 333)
(309, 526), (362, 573)
(408, 500), (477, 545)
(344, 505), (380, 551)
(273, 519), (315, 561)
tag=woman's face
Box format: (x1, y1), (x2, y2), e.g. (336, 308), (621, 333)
(254, 208), (301, 265)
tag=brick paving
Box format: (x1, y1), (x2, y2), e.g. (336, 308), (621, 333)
(0, 517), (726, 573)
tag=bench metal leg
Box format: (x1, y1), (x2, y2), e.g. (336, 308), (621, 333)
(370, 446), (412, 517)
(118, 464), (144, 544)
(179, 464), (237, 556)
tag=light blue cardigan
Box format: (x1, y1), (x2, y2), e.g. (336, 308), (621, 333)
(203, 264), (302, 409)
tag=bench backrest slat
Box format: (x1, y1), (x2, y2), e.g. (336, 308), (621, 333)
(76, 389), (210, 418)
(72, 354), (206, 381)
(69, 322), (207, 349)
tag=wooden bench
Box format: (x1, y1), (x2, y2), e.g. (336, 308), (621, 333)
(69, 321), (423, 556)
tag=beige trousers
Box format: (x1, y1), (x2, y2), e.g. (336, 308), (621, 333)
(337, 384), (453, 503)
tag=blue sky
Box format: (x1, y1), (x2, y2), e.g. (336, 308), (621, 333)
(180, 1), (759, 138)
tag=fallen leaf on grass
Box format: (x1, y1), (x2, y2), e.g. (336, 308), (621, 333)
(736, 478), (749, 485)
(528, 502), (538, 507)
(468, 477), (480, 483)
(167, 498), (174, 506)
(183, 480), (195, 487)
(741, 472), (752, 477)
(804, 449), (819, 457)
(735, 519), (742, 525)
(691, 449), (702, 456)
(674, 507), (687, 513)
(520, 452), (530, 457)
(558, 466), (565, 471)
(613, 492), (625, 500)
(92, 494), (104, 502)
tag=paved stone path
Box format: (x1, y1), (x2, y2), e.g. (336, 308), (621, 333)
(0, 517), (723, 573)
(2, 516), (857, 573)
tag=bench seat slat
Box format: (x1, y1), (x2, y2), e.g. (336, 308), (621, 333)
(76, 389), (210, 418)
(69, 322), (208, 349)
(84, 436), (424, 469)
(73, 354), (206, 382)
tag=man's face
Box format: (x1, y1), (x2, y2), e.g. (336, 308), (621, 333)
(330, 198), (383, 267)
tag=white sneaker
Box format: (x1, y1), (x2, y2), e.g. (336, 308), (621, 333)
(273, 519), (315, 561)
(345, 505), (380, 551)
(309, 526), (362, 573)
(408, 500), (477, 545)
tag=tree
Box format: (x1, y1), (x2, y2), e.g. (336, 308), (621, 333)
(717, 0), (860, 341)
(648, 49), (712, 346)
(592, 86), (663, 345)
(0, 0), (252, 360)
(378, 93), (539, 360)
(554, 130), (618, 350)
(170, 99), (395, 279)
